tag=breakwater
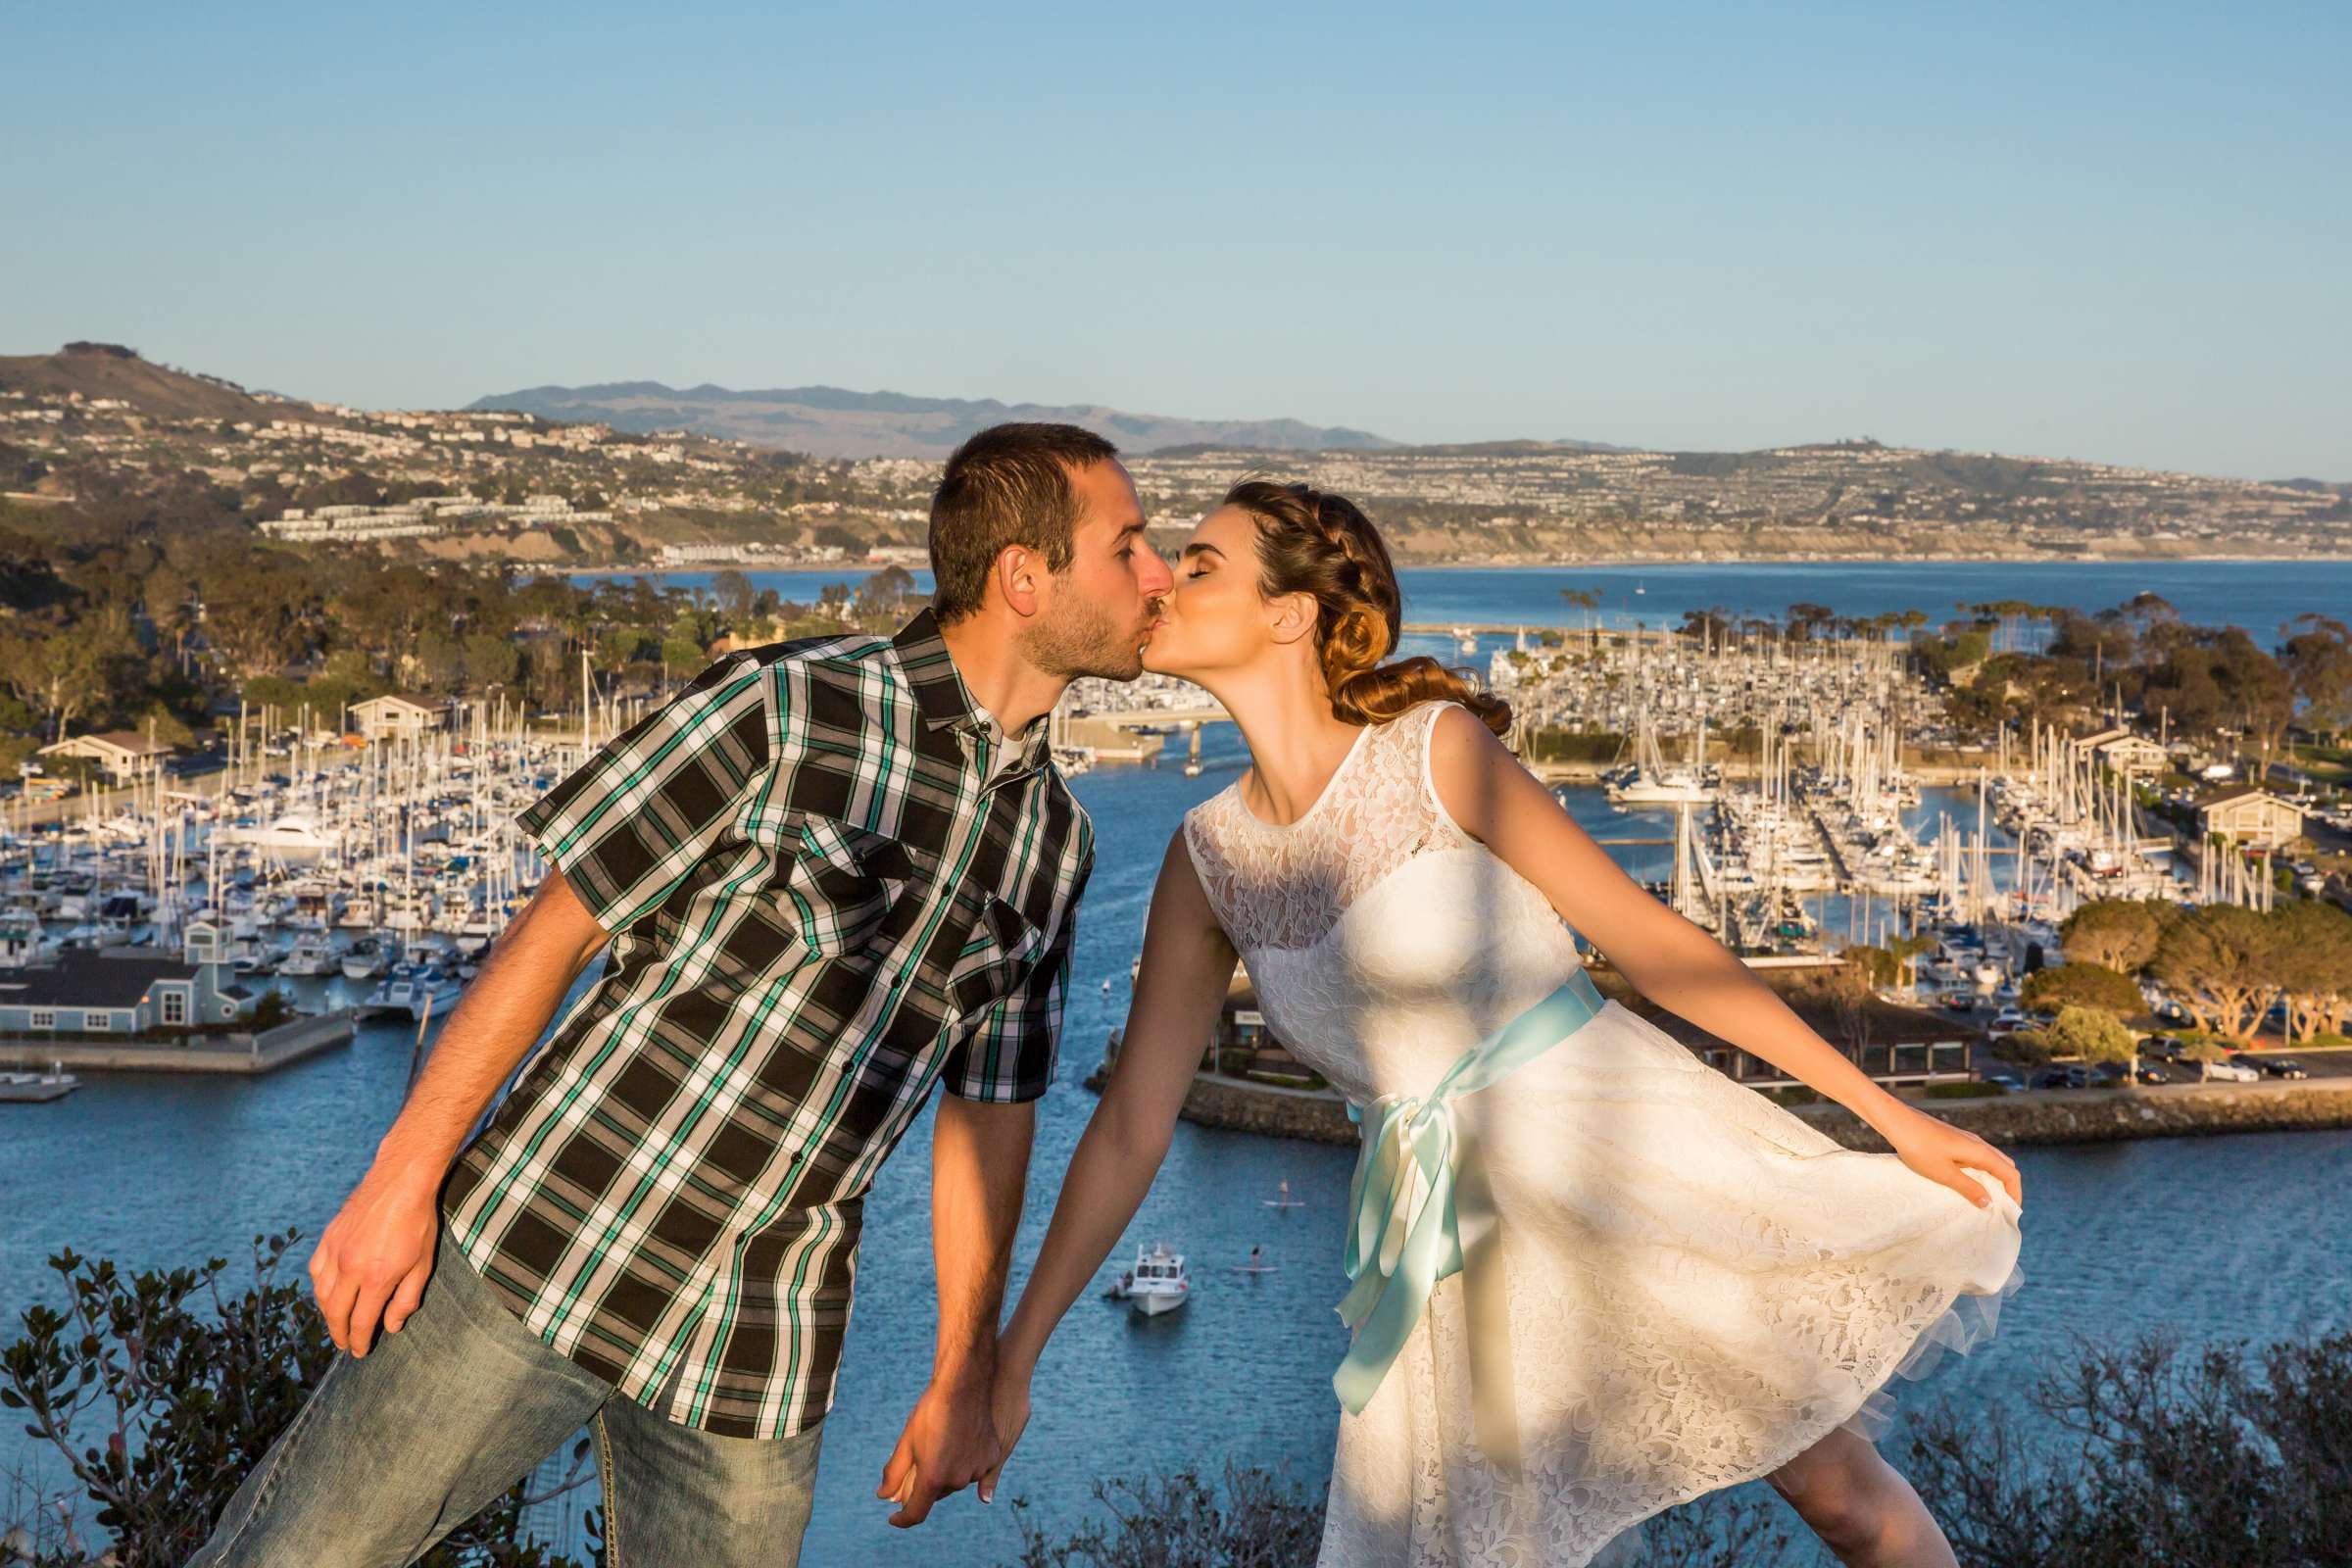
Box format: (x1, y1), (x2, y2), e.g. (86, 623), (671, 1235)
(0, 1009), (357, 1074)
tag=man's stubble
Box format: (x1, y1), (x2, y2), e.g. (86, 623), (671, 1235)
(1018, 577), (1152, 682)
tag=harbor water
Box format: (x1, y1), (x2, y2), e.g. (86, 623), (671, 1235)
(5, 561), (2350, 1562)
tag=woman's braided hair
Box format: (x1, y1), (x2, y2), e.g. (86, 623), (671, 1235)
(1223, 478), (1512, 739)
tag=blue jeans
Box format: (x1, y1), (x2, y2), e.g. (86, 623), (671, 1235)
(186, 1217), (826, 1567)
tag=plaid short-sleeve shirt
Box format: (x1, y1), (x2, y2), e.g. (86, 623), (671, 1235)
(440, 606), (1093, 1439)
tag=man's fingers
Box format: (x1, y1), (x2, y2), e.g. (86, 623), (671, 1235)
(889, 1464), (942, 1529)
(347, 1277), (397, 1357)
(381, 1257), (431, 1336)
(316, 1266), (359, 1353)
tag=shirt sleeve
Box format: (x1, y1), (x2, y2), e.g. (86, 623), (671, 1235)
(515, 652), (777, 934)
(940, 857), (1091, 1104)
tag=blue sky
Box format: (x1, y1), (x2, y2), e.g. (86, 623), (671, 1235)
(8, 1), (2347, 478)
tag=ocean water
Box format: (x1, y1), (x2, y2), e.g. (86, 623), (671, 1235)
(607, 559), (2352, 655)
(6, 724), (2350, 1564)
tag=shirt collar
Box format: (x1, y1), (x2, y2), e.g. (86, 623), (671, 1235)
(891, 605), (1053, 774)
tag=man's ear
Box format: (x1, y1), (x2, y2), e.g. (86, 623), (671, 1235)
(1265, 590), (1318, 647)
(995, 545), (1046, 619)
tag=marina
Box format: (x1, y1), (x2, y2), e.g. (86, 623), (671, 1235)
(3, 562), (2346, 1565)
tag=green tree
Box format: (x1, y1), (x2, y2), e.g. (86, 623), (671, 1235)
(2060, 898), (2166, 973)
(2022, 962), (2144, 1018)
(463, 631), (519, 691)
(0, 622), (124, 741)
(2152, 904), (2286, 1042)
(2041, 1004), (2138, 1073)
(2272, 899), (2352, 1042)
(710, 568), (755, 620)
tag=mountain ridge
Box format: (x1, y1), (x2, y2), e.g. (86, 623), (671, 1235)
(464, 378), (1399, 459)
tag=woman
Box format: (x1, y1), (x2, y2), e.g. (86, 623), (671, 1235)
(986, 479), (2024, 1567)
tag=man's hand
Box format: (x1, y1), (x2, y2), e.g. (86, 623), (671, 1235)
(875, 1367), (1002, 1528)
(308, 1161), (441, 1357)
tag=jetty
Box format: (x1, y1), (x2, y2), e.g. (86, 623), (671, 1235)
(0, 1008), (357, 1075)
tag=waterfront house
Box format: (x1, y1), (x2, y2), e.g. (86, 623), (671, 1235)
(2082, 725), (2171, 775)
(350, 693), (454, 742)
(37, 728), (178, 782)
(2194, 785), (2304, 852)
(0, 922), (247, 1036)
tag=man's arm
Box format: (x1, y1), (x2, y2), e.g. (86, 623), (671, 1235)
(876, 1095), (1035, 1527)
(308, 869), (612, 1357)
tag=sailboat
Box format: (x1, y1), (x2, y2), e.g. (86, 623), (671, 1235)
(1604, 711), (1715, 806)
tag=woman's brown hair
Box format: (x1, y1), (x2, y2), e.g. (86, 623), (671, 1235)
(1222, 478), (1512, 739)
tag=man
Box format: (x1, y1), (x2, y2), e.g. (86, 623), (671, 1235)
(187, 422), (1172, 1567)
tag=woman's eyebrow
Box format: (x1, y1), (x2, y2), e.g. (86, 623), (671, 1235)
(1180, 542), (1224, 561)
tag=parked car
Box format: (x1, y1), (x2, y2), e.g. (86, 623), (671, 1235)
(1981, 1072), (2025, 1094)
(2140, 1035), (2187, 1059)
(2088, 1061), (2130, 1087)
(2259, 1058), (2309, 1080)
(2134, 1065), (2171, 1085)
(2201, 1059), (2260, 1083)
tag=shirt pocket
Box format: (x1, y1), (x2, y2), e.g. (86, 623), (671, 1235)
(777, 810), (926, 959)
(946, 891), (1053, 1018)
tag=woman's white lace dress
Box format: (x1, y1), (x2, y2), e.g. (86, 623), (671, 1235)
(1179, 699), (2024, 1568)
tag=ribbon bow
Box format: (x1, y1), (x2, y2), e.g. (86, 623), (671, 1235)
(1332, 970), (1606, 1470)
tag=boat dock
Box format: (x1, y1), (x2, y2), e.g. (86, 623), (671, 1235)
(0, 1008), (358, 1075)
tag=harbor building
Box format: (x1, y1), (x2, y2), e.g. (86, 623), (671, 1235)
(349, 693), (455, 742)
(2193, 785), (2304, 852)
(37, 728), (179, 782)
(0, 922), (249, 1035)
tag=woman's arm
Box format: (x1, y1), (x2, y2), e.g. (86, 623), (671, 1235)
(980, 826), (1239, 1498)
(1427, 705), (2022, 1210)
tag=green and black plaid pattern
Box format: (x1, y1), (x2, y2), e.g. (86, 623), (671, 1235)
(440, 607), (1093, 1438)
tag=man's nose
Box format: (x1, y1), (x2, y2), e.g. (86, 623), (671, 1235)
(1139, 548), (1175, 597)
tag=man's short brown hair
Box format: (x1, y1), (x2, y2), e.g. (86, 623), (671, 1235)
(928, 422), (1119, 623)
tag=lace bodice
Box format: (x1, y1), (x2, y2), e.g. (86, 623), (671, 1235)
(1181, 701), (1590, 1106)
(1183, 701), (1486, 952)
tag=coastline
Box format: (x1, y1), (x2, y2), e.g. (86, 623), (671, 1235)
(561, 551), (2352, 577)
(1083, 1053), (2352, 1152)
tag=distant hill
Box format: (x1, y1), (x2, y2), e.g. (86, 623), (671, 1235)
(0, 342), (282, 423)
(464, 379), (1399, 459)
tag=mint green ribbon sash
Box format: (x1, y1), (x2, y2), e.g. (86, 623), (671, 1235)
(1333, 968), (1606, 1435)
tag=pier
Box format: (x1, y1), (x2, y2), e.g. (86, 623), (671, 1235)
(0, 1008), (357, 1075)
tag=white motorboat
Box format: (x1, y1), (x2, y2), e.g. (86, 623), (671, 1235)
(0, 1066), (78, 1103)
(359, 964), (461, 1023)
(340, 936), (392, 981)
(1125, 1242), (1190, 1317)
(276, 929), (339, 977)
(219, 814), (343, 854)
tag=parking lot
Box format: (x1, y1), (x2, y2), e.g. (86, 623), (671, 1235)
(1976, 1040), (2352, 1092)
